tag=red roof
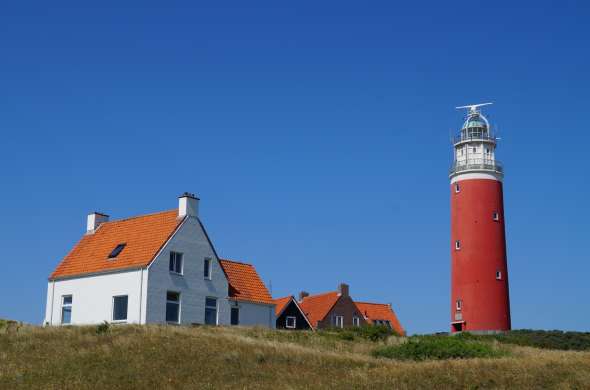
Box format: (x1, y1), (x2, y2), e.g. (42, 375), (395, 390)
(273, 296), (293, 317)
(50, 210), (183, 280)
(219, 259), (273, 305)
(298, 291), (340, 329)
(355, 302), (405, 335)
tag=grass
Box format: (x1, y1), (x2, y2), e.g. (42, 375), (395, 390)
(1, 324), (589, 389)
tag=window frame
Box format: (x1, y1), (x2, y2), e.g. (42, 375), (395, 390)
(286, 316), (297, 329)
(61, 295), (73, 325)
(166, 291), (181, 324)
(496, 270), (502, 280)
(204, 297), (218, 326)
(169, 252), (184, 275)
(112, 295), (129, 322)
(456, 299), (462, 311)
(455, 240), (461, 250)
(334, 315), (344, 328)
(353, 316), (360, 327)
(204, 258), (212, 280)
(454, 183), (460, 193)
(493, 211), (500, 221)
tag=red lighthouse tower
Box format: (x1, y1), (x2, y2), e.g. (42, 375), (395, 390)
(450, 103), (511, 333)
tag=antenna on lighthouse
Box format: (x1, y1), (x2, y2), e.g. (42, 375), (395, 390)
(455, 102), (493, 114)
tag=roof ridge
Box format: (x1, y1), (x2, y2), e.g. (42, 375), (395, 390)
(273, 295), (293, 301)
(219, 258), (253, 266)
(356, 301), (390, 306)
(301, 291), (338, 300)
(104, 209), (178, 224)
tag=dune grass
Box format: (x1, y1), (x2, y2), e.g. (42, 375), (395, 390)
(1, 324), (589, 389)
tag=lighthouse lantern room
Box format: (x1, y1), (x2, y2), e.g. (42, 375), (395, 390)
(450, 103), (511, 333)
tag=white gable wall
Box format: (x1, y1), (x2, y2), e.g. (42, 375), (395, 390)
(232, 301), (276, 328)
(44, 269), (148, 326)
(145, 217), (231, 325)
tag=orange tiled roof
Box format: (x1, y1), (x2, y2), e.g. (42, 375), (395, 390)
(219, 259), (273, 305)
(273, 296), (293, 317)
(50, 210), (183, 280)
(355, 301), (405, 335)
(298, 291), (340, 329)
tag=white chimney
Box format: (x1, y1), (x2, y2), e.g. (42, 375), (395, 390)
(178, 192), (199, 218)
(87, 212), (109, 234)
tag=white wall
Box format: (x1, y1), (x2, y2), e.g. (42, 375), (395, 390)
(145, 217), (231, 325)
(44, 269), (147, 326)
(232, 300), (276, 328)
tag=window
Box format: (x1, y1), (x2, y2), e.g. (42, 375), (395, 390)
(166, 291), (180, 323)
(169, 252), (183, 274)
(286, 316), (297, 329)
(472, 147), (477, 153)
(486, 147), (490, 154)
(204, 258), (212, 279)
(456, 299), (462, 311)
(460, 148), (464, 156)
(205, 297), (217, 325)
(334, 315), (344, 328)
(112, 295), (128, 322)
(61, 295), (72, 324)
(455, 183), (460, 193)
(496, 270), (502, 280)
(455, 240), (461, 250)
(383, 320), (392, 329)
(231, 307), (240, 326)
(493, 211), (500, 221)
(108, 243), (126, 259)
(353, 316), (360, 327)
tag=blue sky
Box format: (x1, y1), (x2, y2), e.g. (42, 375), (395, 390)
(1, 1), (589, 334)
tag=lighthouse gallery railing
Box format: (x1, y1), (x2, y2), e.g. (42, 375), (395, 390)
(449, 159), (503, 175)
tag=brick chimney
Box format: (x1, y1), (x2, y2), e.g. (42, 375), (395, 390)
(338, 283), (349, 297)
(299, 291), (309, 301)
(86, 212), (109, 234)
(178, 192), (199, 218)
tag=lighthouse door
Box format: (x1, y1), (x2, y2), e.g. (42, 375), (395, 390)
(452, 322), (464, 332)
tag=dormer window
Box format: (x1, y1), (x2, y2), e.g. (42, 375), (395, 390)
(108, 243), (126, 259)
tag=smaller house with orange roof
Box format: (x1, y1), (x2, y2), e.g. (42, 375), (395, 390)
(219, 259), (275, 328)
(355, 302), (405, 336)
(273, 296), (312, 330)
(297, 283), (367, 329)
(44, 193), (275, 328)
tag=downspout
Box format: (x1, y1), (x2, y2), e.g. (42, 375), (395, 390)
(139, 268), (144, 324)
(49, 280), (55, 325)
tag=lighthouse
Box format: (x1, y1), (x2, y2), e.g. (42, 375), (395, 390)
(450, 103), (511, 333)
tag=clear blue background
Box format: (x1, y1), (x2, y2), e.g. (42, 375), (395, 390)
(1, 1), (589, 334)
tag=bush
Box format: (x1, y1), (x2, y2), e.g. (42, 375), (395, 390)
(319, 325), (397, 342)
(457, 330), (590, 351)
(372, 335), (507, 361)
(96, 321), (111, 335)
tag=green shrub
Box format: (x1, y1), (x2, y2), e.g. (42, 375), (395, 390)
(373, 336), (507, 361)
(96, 321), (111, 335)
(320, 325), (396, 342)
(456, 330), (590, 351)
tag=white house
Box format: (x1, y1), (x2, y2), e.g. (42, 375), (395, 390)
(44, 193), (275, 328)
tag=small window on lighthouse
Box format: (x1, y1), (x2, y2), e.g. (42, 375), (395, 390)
(472, 147), (477, 153)
(456, 299), (462, 311)
(454, 184), (460, 193)
(493, 212), (499, 221)
(496, 270), (502, 280)
(455, 240), (461, 250)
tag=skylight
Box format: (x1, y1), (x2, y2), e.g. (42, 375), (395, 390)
(108, 243), (126, 259)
